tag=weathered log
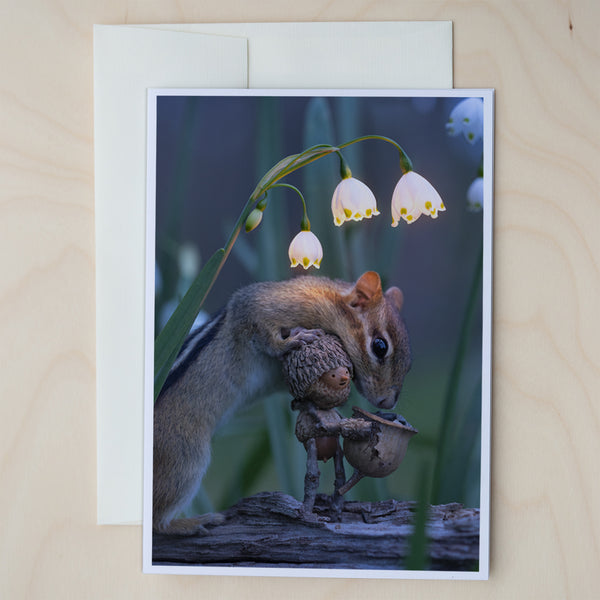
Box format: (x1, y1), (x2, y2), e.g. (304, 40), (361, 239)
(152, 491), (480, 571)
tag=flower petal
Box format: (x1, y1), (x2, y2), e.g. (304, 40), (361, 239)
(391, 171), (444, 225)
(466, 176), (484, 212)
(288, 230), (323, 269)
(331, 177), (379, 226)
(446, 98), (484, 145)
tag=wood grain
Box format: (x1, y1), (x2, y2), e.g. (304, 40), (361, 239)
(1, 0), (599, 598)
(152, 492), (480, 570)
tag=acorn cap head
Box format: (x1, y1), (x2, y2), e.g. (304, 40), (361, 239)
(282, 334), (353, 400)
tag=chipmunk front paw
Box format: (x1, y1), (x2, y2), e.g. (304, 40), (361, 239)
(280, 327), (325, 353)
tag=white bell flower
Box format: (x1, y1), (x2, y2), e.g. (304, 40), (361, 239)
(391, 171), (445, 226)
(288, 230), (323, 269)
(446, 98), (484, 145)
(331, 177), (380, 226)
(466, 177), (484, 212)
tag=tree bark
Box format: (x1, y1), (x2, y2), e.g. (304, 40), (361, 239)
(152, 491), (480, 571)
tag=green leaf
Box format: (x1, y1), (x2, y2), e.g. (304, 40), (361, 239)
(219, 428), (272, 508)
(250, 144), (338, 201)
(228, 221), (259, 275)
(251, 154), (298, 198)
(263, 393), (302, 499)
(405, 461), (431, 570)
(302, 98), (350, 279)
(154, 248), (225, 401)
(435, 378), (482, 506)
(254, 97), (288, 281)
(375, 217), (406, 280)
(431, 241), (483, 503)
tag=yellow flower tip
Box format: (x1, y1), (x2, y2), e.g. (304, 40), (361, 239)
(302, 257), (310, 268)
(343, 208), (353, 218)
(400, 208), (407, 215)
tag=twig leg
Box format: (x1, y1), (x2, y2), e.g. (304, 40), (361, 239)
(338, 469), (365, 496)
(331, 441), (346, 519)
(302, 438), (320, 515)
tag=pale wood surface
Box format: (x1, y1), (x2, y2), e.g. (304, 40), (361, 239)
(1, 0), (599, 598)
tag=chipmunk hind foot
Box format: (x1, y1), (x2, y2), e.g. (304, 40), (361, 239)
(154, 513), (225, 536)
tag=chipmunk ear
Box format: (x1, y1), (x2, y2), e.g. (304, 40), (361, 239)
(346, 271), (383, 309)
(385, 286), (404, 312)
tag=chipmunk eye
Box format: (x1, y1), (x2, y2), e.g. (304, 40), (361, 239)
(371, 337), (388, 359)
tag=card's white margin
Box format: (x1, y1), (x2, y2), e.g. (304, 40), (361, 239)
(479, 88), (494, 580)
(142, 88), (494, 579)
(142, 91), (158, 574)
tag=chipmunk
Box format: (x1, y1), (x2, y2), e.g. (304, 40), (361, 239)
(153, 271), (411, 535)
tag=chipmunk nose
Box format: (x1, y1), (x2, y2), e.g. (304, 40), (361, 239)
(376, 388), (399, 409)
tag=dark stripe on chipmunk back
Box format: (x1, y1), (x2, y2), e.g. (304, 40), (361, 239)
(157, 308), (226, 400)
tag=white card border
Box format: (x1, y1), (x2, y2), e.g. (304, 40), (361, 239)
(143, 88), (494, 579)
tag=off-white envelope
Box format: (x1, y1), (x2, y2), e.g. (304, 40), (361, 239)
(94, 22), (453, 525)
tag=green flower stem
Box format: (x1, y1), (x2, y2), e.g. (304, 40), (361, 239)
(336, 151), (352, 179)
(250, 144), (339, 202)
(255, 196), (268, 211)
(338, 134), (414, 174)
(250, 134), (414, 201)
(269, 183), (310, 231)
(431, 240), (483, 503)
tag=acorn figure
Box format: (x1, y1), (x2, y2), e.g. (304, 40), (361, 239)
(282, 332), (370, 516)
(282, 331), (353, 409)
(282, 330), (418, 517)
